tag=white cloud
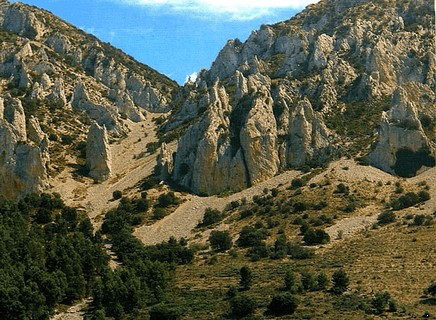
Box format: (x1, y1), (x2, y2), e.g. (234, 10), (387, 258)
(185, 71), (198, 84)
(112, 0), (319, 20)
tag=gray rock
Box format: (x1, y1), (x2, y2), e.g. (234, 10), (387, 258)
(86, 122), (112, 181)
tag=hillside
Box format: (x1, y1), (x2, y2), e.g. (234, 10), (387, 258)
(0, 0), (179, 198)
(0, 0), (435, 319)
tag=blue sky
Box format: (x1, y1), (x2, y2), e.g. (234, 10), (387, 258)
(13, 0), (319, 84)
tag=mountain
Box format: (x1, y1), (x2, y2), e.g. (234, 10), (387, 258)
(0, 0), (179, 198)
(158, 0), (435, 195)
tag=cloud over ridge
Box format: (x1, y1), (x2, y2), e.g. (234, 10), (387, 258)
(113, 0), (319, 20)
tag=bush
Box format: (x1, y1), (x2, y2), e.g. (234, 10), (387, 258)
(418, 190), (431, 202)
(239, 265), (253, 290)
(284, 268), (296, 292)
(146, 142), (160, 154)
(317, 272), (329, 290)
(371, 291), (391, 314)
(226, 285), (238, 299)
(300, 270), (317, 291)
(331, 269), (349, 294)
(303, 229), (330, 245)
(392, 192), (419, 210)
(291, 178), (304, 189)
(200, 208), (223, 227)
(266, 294), (299, 316)
(286, 243), (315, 259)
(209, 230), (232, 252)
(152, 207), (167, 220)
(246, 241), (269, 261)
(112, 190), (122, 200)
(236, 226), (267, 247)
(230, 295), (257, 318)
(377, 210), (395, 225)
(157, 192), (180, 208)
(334, 183), (349, 194)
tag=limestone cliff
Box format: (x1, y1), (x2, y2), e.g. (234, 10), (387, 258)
(160, 0), (435, 195)
(0, 96), (49, 199)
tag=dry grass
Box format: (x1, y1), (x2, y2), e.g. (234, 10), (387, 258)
(146, 163), (436, 319)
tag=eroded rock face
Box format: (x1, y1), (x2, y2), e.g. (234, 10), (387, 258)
(164, 0), (434, 194)
(86, 122), (112, 181)
(167, 72), (332, 195)
(156, 142), (174, 181)
(369, 87), (435, 176)
(0, 2), (46, 40)
(0, 99), (49, 199)
(171, 81), (248, 195)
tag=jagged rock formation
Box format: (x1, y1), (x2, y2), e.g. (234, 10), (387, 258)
(369, 86), (435, 177)
(156, 142), (174, 181)
(0, 95), (49, 199)
(86, 122), (112, 181)
(0, 0), (179, 198)
(160, 0), (435, 195)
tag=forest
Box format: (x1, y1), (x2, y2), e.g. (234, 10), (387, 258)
(0, 193), (193, 319)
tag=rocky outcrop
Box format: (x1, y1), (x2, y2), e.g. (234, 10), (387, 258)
(71, 81), (122, 134)
(166, 71), (332, 195)
(86, 122), (112, 181)
(286, 98), (332, 167)
(0, 2), (47, 40)
(0, 97), (49, 199)
(369, 87), (435, 177)
(156, 142), (174, 181)
(163, 0), (435, 194)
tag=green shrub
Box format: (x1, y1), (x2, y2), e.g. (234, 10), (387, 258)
(418, 190), (431, 202)
(236, 226), (267, 247)
(331, 269), (349, 294)
(377, 210), (395, 225)
(239, 265), (253, 290)
(266, 294), (299, 316)
(303, 229), (330, 245)
(284, 268), (296, 292)
(246, 241), (270, 261)
(287, 243), (315, 259)
(291, 178), (304, 189)
(226, 284), (238, 299)
(300, 270), (317, 291)
(334, 183), (349, 194)
(146, 141), (160, 154)
(371, 291), (391, 314)
(112, 190), (122, 200)
(200, 207), (223, 227)
(152, 207), (167, 220)
(157, 192), (180, 208)
(392, 192), (419, 210)
(230, 295), (257, 318)
(209, 230), (232, 252)
(317, 272), (329, 290)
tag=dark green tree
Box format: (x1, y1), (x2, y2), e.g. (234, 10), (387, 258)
(331, 269), (349, 294)
(209, 230), (232, 252)
(239, 265), (253, 290)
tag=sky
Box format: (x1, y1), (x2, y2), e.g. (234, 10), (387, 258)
(12, 0), (319, 84)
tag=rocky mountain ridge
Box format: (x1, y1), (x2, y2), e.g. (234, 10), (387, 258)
(0, 0), (179, 198)
(158, 0), (435, 195)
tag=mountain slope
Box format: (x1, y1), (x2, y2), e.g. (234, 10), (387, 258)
(0, 0), (179, 198)
(159, 0), (435, 195)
